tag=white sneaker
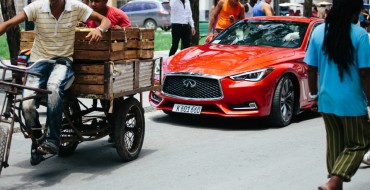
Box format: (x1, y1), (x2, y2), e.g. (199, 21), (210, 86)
(362, 151), (370, 165)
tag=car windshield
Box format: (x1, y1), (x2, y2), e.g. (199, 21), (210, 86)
(211, 20), (309, 48)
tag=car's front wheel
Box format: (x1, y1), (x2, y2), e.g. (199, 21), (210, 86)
(269, 75), (295, 127)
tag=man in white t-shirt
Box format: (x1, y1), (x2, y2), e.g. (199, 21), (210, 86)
(169, 0), (196, 56)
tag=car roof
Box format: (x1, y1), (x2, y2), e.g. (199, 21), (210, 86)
(246, 16), (323, 23)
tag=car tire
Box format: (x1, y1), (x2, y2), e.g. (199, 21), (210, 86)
(144, 19), (157, 30)
(269, 75), (295, 127)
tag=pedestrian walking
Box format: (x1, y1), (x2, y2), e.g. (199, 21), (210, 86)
(206, 0), (245, 40)
(253, 0), (274, 16)
(205, 0), (220, 43)
(244, 0), (257, 18)
(304, 0), (370, 189)
(168, 0), (196, 56)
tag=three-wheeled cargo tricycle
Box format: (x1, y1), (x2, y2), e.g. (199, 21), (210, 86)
(0, 55), (162, 175)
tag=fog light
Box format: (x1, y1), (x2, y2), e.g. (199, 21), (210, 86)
(228, 101), (258, 110)
(151, 92), (162, 104)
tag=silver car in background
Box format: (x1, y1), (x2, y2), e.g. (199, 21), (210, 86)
(120, 0), (171, 31)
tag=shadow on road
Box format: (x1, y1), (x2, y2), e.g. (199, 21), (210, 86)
(6, 140), (156, 190)
(151, 109), (322, 131)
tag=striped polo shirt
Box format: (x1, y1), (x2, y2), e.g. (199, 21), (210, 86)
(24, 0), (93, 62)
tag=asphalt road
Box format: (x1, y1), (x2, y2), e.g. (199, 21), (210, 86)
(0, 111), (370, 190)
(1, 51), (370, 189)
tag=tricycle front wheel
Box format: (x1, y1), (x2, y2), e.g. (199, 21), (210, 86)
(114, 97), (145, 161)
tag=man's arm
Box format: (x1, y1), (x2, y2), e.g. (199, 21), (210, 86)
(239, 6), (245, 20)
(85, 11), (111, 44)
(262, 4), (274, 16)
(360, 68), (370, 107)
(307, 65), (318, 111)
(0, 11), (27, 36)
(207, 0), (224, 35)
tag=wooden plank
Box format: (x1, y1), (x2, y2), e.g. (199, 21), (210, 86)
(74, 41), (111, 50)
(20, 42), (33, 50)
(140, 41), (154, 49)
(69, 84), (104, 94)
(75, 31), (110, 41)
(125, 40), (139, 49)
(112, 62), (134, 93)
(20, 31), (35, 41)
(134, 61), (140, 89)
(72, 64), (104, 74)
(110, 29), (127, 41)
(111, 42), (125, 51)
(73, 50), (110, 60)
(138, 50), (154, 59)
(125, 27), (140, 39)
(139, 60), (154, 87)
(73, 75), (105, 84)
(140, 29), (155, 40)
(123, 50), (138, 60)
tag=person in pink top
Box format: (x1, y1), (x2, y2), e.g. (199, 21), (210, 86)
(86, 0), (131, 29)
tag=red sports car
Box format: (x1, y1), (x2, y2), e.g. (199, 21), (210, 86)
(150, 16), (324, 127)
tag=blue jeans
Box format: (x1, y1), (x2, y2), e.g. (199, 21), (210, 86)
(22, 57), (74, 146)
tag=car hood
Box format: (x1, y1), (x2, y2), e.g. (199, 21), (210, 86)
(166, 44), (300, 77)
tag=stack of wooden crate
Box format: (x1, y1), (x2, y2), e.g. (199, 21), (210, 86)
(73, 27), (154, 61)
(19, 28), (158, 99)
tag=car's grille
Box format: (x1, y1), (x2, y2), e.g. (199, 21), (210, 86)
(162, 75), (222, 100)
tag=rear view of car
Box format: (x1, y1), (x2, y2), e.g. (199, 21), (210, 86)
(120, 0), (171, 30)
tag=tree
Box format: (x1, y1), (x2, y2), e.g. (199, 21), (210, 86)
(190, 0), (199, 46)
(0, 0), (20, 65)
(303, 0), (313, 17)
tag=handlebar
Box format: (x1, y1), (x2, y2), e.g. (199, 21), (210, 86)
(0, 57), (56, 94)
(0, 57), (56, 70)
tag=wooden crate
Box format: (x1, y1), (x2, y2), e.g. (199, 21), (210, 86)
(20, 31), (35, 50)
(73, 27), (142, 61)
(138, 28), (155, 59)
(68, 59), (156, 99)
(20, 28), (155, 60)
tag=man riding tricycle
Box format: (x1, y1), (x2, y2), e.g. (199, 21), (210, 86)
(0, 0), (161, 174)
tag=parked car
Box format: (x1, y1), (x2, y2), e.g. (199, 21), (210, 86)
(120, 0), (171, 31)
(150, 16), (324, 127)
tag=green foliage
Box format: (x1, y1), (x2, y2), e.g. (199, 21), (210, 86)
(0, 31), (206, 59)
(0, 35), (10, 60)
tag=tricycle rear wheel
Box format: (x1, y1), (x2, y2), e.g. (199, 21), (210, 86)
(114, 97), (145, 161)
(0, 126), (8, 174)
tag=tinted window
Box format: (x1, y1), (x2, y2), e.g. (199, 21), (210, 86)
(134, 2), (145, 11)
(122, 4), (134, 12)
(212, 20), (309, 48)
(144, 3), (157, 10)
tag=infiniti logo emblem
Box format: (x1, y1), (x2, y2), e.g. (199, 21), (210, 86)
(183, 79), (197, 88)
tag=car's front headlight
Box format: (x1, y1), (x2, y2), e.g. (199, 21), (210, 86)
(229, 68), (274, 81)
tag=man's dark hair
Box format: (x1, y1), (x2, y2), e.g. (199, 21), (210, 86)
(323, 0), (363, 81)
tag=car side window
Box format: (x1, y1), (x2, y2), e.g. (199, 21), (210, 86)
(305, 22), (322, 50)
(132, 3), (142, 11)
(122, 4), (133, 12)
(145, 3), (157, 10)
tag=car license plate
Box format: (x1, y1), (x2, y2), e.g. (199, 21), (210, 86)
(172, 104), (202, 114)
